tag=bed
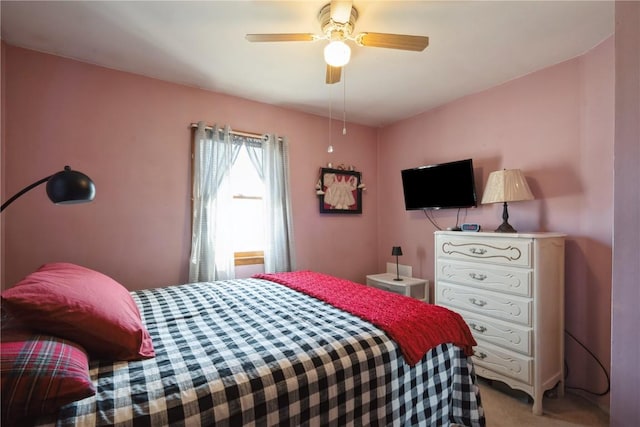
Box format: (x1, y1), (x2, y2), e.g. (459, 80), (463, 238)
(2, 264), (485, 426)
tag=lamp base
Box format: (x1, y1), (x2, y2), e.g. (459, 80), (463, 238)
(393, 277), (404, 281)
(494, 221), (517, 233)
(494, 201), (517, 233)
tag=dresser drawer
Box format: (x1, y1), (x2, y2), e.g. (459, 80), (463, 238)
(436, 235), (532, 268)
(456, 308), (532, 355)
(438, 260), (532, 297)
(473, 341), (532, 384)
(436, 283), (532, 326)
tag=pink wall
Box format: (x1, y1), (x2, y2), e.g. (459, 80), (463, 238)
(611, 1), (640, 423)
(1, 42), (6, 285)
(1, 45), (378, 290)
(377, 38), (614, 409)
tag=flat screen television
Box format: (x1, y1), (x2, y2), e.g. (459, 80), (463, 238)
(401, 159), (477, 210)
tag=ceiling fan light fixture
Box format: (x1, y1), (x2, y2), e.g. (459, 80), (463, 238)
(324, 40), (351, 67)
(246, 1), (429, 84)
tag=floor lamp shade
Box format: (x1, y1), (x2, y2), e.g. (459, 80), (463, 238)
(46, 167), (96, 204)
(481, 169), (533, 233)
(0, 166), (96, 212)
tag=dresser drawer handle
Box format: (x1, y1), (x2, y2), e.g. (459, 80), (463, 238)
(469, 298), (487, 307)
(469, 247), (487, 255)
(469, 323), (487, 333)
(474, 351), (488, 359)
(469, 272), (487, 281)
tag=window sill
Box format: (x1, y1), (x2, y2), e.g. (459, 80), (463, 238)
(234, 251), (264, 266)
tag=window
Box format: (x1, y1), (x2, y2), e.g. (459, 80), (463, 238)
(190, 125), (294, 282)
(230, 145), (265, 265)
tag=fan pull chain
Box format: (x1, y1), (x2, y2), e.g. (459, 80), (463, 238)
(328, 78), (334, 153)
(342, 66), (347, 135)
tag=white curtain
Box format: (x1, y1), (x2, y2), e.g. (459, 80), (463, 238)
(189, 124), (295, 281)
(189, 122), (241, 282)
(262, 134), (296, 272)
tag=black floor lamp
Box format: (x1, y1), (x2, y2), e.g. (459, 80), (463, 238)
(1, 166), (96, 213)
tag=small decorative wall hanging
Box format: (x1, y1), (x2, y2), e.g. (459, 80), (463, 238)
(315, 164), (366, 214)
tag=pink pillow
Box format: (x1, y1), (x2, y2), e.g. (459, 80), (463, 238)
(1, 329), (95, 424)
(1, 263), (155, 361)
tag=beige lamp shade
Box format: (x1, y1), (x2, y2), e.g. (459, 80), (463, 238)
(481, 169), (533, 233)
(481, 169), (534, 204)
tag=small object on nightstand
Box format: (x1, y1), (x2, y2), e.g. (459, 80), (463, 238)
(391, 246), (403, 281)
(366, 273), (429, 302)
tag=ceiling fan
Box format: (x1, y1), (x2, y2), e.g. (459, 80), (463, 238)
(246, 0), (429, 84)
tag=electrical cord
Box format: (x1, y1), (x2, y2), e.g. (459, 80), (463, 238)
(422, 208), (468, 230)
(564, 329), (610, 396)
(422, 209), (442, 230)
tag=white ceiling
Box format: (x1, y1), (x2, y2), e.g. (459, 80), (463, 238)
(1, 1), (614, 127)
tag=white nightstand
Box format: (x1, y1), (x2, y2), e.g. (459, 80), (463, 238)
(366, 273), (429, 302)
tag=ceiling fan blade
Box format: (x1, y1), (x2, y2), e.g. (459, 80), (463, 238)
(358, 32), (429, 51)
(330, 0), (353, 24)
(326, 65), (342, 84)
(246, 33), (316, 42)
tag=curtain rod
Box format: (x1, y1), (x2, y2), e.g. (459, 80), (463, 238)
(189, 123), (265, 140)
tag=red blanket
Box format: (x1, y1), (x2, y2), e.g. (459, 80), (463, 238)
(254, 271), (476, 365)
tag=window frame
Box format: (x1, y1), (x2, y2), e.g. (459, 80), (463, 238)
(230, 149), (265, 266)
(190, 126), (268, 268)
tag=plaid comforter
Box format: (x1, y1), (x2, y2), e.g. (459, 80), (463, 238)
(36, 278), (485, 426)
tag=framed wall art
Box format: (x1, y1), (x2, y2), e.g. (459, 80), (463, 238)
(318, 167), (362, 214)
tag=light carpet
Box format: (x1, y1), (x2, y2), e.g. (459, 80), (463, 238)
(478, 379), (609, 426)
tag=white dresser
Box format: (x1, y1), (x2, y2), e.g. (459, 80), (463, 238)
(434, 231), (566, 415)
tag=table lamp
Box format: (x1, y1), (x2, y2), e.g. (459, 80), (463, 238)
(391, 246), (403, 281)
(481, 169), (533, 233)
